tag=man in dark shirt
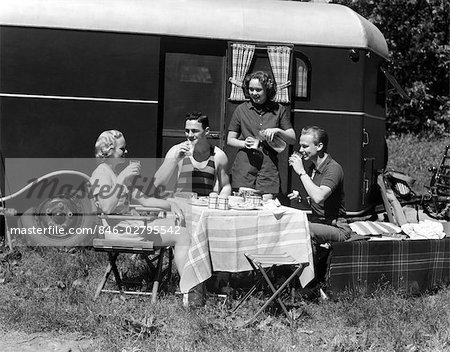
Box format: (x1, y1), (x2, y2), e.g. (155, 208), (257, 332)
(288, 126), (351, 244)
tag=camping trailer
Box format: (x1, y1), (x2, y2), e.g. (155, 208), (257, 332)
(0, 0), (389, 215)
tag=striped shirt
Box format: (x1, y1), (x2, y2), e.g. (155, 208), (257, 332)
(176, 146), (216, 196)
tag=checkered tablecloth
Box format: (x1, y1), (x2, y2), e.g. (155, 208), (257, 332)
(328, 238), (450, 294)
(178, 204), (314, 293)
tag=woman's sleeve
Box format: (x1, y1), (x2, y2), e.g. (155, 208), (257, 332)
(279, 105), (293, 130)
(228, 104), (242, 133)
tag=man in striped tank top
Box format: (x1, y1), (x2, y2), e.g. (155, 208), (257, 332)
(154, 112), (231, 197)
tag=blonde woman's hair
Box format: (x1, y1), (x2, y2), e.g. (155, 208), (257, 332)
(94, 130), (124, 159)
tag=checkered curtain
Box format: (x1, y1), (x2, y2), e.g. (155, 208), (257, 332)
(228, 43), (255, 101)
(267, 46), (292, 103)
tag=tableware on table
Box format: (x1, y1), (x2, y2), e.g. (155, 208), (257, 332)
(238, 187), (262, 201)
(189, 197), (209, 207)
(229, 202), (257, 211)
(208, 192), (218, 209)
(228, 196), (244, 206)
(262, 194), (273, 202)
(217, 195), (229, 210)
(175, 191), (198, 200)
(238, 187), (256, 194)
(247, 195), (262, 207)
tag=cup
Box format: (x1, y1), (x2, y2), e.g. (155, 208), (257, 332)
(249, 138), (260, 149)
(262, 194), (273, 202)
(247, 195), (262, 207)
(208, 192), (218, 209)
(129, 160), (141, 174)
(217, 195), (229, 210)
(185, 141), (194, 157)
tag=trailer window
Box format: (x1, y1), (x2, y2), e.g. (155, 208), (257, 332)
(295, 56), (310, 99)
(228, 43), (294, 103)
(163, 53), (224, 131)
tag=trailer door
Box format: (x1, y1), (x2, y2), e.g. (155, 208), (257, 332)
(160, 38), (227, 156)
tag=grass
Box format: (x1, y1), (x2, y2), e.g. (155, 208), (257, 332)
(0, 134), (450, 351)
(386, 134), (450, 193)
(2, 246), (450, 351)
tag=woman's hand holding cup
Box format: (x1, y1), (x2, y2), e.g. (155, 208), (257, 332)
(244, 136), (259, 149)
(118, 160), (141, 184)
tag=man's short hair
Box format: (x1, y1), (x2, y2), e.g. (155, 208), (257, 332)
(185, 112), (209, 130)
(301, 126), (329, 152)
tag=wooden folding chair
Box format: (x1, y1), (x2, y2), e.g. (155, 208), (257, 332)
(93, 207), (175, 302)
(377, 172), (408, 226)
(234, 252), (309, 326)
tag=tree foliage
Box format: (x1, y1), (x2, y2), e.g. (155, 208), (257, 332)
(331, 0), (450, 136)
(298, 0), (449, 135)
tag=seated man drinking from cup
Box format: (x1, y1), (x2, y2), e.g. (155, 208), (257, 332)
(288, 126), (352, 244)
(154, 112), (231, 197)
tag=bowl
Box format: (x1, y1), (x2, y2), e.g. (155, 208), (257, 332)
(229, 196), (244, 205)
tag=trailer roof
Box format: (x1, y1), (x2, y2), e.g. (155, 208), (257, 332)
(0, 0), (389, 59)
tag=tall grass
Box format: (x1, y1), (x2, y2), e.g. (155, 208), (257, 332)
(386, 134), (450, 193)
(1, 135), (450, 351)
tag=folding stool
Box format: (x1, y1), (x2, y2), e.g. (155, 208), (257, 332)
(93, 209), (175, 302)
(234, 252), (309, 326)
(93, 238), (173, 302)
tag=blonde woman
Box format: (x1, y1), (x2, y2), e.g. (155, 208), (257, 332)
(90, 130), (190, 279)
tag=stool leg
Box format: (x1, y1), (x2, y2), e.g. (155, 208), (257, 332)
(246, 264), (306, 326)
(232, 279), (262, 313)
(108, 253), (123, 291)
(232, 267), (274, 314)
(151, 248), (166, 303)
(94, 263), (112, 299)
(167, 247), (173, 282)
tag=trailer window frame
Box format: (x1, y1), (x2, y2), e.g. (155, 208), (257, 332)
(293, 52), (311, 101)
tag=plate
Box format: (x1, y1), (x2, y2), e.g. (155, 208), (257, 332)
(229, 203), (257, 211)
(188, 198), (209, 207)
